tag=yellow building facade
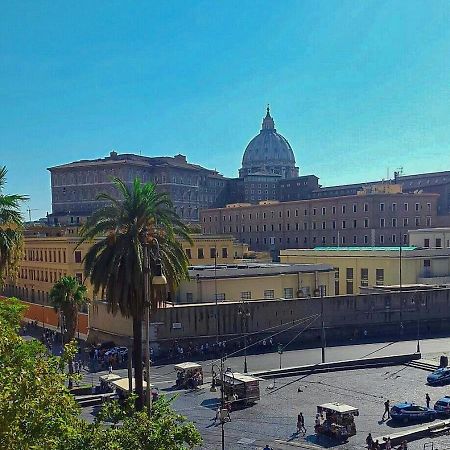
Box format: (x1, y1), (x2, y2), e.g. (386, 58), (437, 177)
(176, 263), (335, 303)
(280, 247), (450, 294)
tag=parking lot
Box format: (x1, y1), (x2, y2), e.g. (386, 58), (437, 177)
(167, 365), (450, 449)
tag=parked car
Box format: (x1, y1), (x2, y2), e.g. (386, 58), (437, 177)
(105, 346), (128, 358)
(390, 402), (436, 423)
(427, 367), (450, 386)
(434, 396), (450, 415)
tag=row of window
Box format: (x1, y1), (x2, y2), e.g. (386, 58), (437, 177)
(185, 247), (229, 259)
(236, 233), (408, 247)
(423, 238), (450, 248)
(215, 216), (431, 234)
(336, 268), (385, 295)
(25, 249), (82, 264)
(17, 268), (83, 284)
(204, 202), (433, 222)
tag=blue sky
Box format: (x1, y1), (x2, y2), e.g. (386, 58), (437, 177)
(1, 0), (449, 218)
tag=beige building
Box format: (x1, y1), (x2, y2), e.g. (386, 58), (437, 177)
(1, 226), (249, 307)
(409, 228), (450, 249)
(176, 263), (335, 303)
(280, 246), (450, 294)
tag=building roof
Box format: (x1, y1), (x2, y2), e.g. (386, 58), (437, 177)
(410, 228), (450, 233)
(311, 246), (417, 251)
(48, 151), (223, 176)
(188, 262), (334, 280)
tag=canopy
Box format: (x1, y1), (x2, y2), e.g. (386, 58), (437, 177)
(99, 373), (121, 383)
(223, 372), (260, 385)
(174, 362), (202, 371)
(112, 377), (153, 392)
(318, 402), (359, 415)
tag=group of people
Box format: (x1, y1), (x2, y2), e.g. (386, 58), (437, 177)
(366, 433), (407, 450)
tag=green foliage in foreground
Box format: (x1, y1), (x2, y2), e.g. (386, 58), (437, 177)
(0, 297), (202, 450)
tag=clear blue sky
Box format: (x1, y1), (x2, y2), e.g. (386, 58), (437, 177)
(1, 0), (449, 218)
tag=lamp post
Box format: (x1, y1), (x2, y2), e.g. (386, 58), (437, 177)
(143, 238), (167, 416)
(412, 295), (425, 354)
(314, 287), (326, 363)
(211, 358), (227, 450)
(237, 300), (250, 373)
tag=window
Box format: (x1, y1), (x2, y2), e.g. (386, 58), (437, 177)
(222, 247), (228, 258)
(380, 218), (385, 227)
(313, 208), (316, 216)
(284, 288), (294, 299)
(342, 220), (346, 229)
(380, 203), (385, 212)
(353, 235), (357, 244)
(392, 234), (397, 243)
(352, 204), (357, 213)
(364, 235), (368, 244)
(427, 203), (431, 212)
(426, 217), (432, 227)
(392, 203), (397, 212)
(342, 205), (346, 214)
(424, 259), (431, 268)
(361, 268), (369, 287)
(332, 206), (336, 214)
(241, 291), (251, 300)
(332, 220), (336, 229)
(322, 221), (326, 230)
(197, 248), (204, 259)
(346, 268), (353, 279)
(415, 203), (420, 212)
(264, 289), (275, 299)
(424, 238), (430, 248)
(210, 247), (216, 259)
(415, 217), (420, 226)
(404, 203), (409, 212)
(392, 218), (397, 227)
(346, 280), (353, 294)
(353, 219), (357, 228)
(186, 293), (193, 302)
(74, 250), (82, 263)
(364, 218), (369, 228)
(403, 218), (409, 227)
(322, 207), (326, 215)
(436, 238), (442, 248)
(380, 235), (384, 244)
(185, 248), (192, 259)
(312, 222), (317, 230)
(364, 203), (369, 212)
(376, 269), (384, 285)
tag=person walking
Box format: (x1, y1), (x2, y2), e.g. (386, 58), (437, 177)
(382, 399), (390, 420)
(366, 432), (373, 448)
(297, 412), (306, 434)
(426, 393), (431, 408)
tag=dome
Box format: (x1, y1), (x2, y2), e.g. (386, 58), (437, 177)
(240, 107), (298, 179)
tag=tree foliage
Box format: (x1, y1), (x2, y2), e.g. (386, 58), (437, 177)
(0, 166), (28, 285)
(80, 178), (192, 409)
(0, 297), (202, 450)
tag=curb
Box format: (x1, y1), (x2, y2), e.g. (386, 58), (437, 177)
(251, 352), (421, 379)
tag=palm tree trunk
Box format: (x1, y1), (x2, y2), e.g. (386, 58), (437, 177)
(132, 314), (144, 410)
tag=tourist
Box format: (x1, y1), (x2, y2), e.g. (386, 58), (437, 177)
(366, 432), (373, 448)
(382, 399), (390, 420)
(426, 393), (431, 408)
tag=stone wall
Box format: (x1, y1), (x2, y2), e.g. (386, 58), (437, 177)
(88, 288), (450, 350)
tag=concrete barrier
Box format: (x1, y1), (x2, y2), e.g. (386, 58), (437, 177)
(252, 352), (421, 379)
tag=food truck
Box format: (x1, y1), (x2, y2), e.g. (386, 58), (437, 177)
(174, 362), (203, 389)
(315, 402), (359, 440)
(222, 372), (260, 406)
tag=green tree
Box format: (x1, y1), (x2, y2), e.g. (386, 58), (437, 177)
(49, 276), (89, 388)
(80, 178), (191, 410)
(0, 297), (82, 450)
(0, 166), (28, 284)
(0, 296), (202, 450)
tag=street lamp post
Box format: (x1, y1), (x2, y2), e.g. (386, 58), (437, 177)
(143, 238), (167, 416)
(211, 358), (227, 450)
(412, 295), (424, 354)
(238, 301), (250, 373)
(314, 287), (326, 363)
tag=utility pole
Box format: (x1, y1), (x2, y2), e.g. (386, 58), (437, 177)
(214, 244), (219, 344)
(321, 288), (326, 364)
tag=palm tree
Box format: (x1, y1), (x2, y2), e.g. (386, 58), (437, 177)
(49, 275), (89, 388)
(0, 166), (28, 284)
(80, 177), (191, 410)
